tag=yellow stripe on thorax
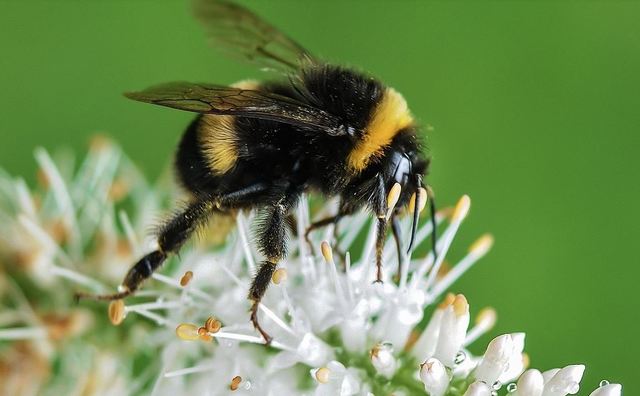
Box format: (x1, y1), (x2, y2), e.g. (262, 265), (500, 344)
(347, 87), (413, 172)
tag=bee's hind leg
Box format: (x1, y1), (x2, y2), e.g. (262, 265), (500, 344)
(75, 198), (217, 302)
(75, 183), (270, 303)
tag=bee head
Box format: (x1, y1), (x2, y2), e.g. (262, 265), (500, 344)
(382, 130), (429, 209)
(381, 133), (432, 253)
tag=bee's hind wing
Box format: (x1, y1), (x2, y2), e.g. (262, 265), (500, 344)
(193, 0), (318, 74)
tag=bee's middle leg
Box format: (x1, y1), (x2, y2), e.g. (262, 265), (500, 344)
(304, 214), (340, 253)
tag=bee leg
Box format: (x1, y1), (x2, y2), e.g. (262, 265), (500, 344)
(75, 198), (216, 302)
(249, 191), (300, 344)
(374, 216), (388, 283)
(391, 216), (404, 284)
(303, 214), (339, 254)
(249, 260), (277, 345)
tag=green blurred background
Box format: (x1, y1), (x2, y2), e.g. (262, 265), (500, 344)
(1, 0), (638, 392)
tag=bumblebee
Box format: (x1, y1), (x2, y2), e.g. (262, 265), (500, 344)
(77, 0), (437, 344)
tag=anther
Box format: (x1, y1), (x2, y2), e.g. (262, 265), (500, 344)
(469, 234), (494, 256)
(315, 367), (330, 384)
(320, 241), (333, 263)
(204, 316), (222, 333)
(197, 326), (213, 342)
(452, 195), (471, 222)
(475, 307), (497, 329)
(272, 268), (288, 285)
(108, 300), (126, 326)
(179, 270), (194, 287)
(175, 323), (200, 341)
(230, 375), (242, 391)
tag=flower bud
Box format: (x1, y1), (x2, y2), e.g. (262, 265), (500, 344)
(542, 364), (585, 396)
(588, 383), (622, 396)
(420, 358), (449, 396)
(474, 334), (514, 385)
(370, 343), (397, 379)
(464, 381), (492, 396)
(517, 369), (544, 396)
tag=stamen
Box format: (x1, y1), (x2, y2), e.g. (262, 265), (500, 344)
(108, 300), (126, 326)
(236, 212), (256, 273)
(423, 196), (472, 293)
(464, 307), (497, 346)
(452, 194), (471, 222)
(151, 273), (213, 303)
(338, 211), (368, 252)
(0, 327), (48, 340)
(321, 241), (347, 310)
(128, 308), (168, 325)
(320, 241), (333, 263)
(175, 323), (200, 341)
(408, 211), (455, 290)
(179, 270), (194, 287)
(296, 193), (311, 258)
(34, 147), (81, 256)
(359, 220), (378, 286)
(18, 214), (72, 267)
(14, 178), (36, 218)
(386, 182), (402, 219)
(469, 233), (494, 257)
(229, 375), (242, 391)
(118, 210), (138, 249)
(315, 367), (330, 383)
(49, 264), (106, 292)
(258, 303), (297, 337)
(124, 300), (184, 311)
(211, 331), (293, 351)
(429, 233), (492, 300)
(164, 364), (216, 378)
(344, 252), (355, 303)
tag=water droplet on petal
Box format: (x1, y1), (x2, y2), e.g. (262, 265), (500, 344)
(454, 350), (466, 365)
(507, 383), (517, 393)
(243, 380), (252, 390)
(492, 381), (502, 390)
(599, 380), (610, 387)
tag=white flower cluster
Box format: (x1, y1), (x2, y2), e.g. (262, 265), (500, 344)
(0, 143), (622, 396)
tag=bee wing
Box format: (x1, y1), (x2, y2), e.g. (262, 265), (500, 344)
(125, 82), (347, 136)
(192, 0), (317, 73)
